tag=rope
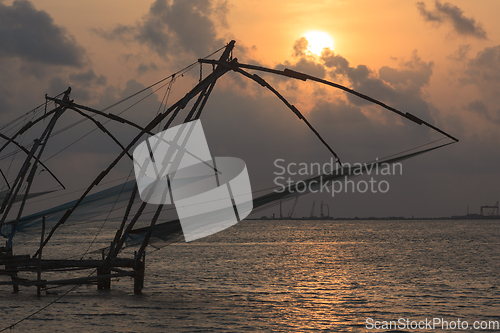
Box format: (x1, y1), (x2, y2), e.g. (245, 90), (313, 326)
(362, 137), (449, 168)
(155, 75), (176, 131)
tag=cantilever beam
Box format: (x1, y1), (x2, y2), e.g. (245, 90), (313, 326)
(45, 96), (157, 136)
(198, 59), (459, 143)
(67, 107), (133, 160)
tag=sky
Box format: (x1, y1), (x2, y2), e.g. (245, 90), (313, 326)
(0, 0), (499, 219)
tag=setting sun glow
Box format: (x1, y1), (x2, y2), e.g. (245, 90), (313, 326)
(303, 31), (334, 55)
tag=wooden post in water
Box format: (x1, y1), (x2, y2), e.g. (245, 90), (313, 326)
(7, 247), (19, 293)
(133, 251), (144, 295)
(37, 217), (45, 296)
(97, 248), (111, 290)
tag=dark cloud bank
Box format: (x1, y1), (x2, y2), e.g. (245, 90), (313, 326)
(0, 0), (86, 66)
(96, 0), (227, 58)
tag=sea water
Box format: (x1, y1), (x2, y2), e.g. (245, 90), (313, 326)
(1, 219), (500, 332)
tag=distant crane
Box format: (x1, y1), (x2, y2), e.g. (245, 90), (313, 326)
(288, 196), (299, 218)
(321, 202), (330, 218)
(480, 201), (499, 216)
(310, 201), (316, 218)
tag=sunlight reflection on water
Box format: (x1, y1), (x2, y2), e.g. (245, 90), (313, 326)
(1, 219), (500, 332)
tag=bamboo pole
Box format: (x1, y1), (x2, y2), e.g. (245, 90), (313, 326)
(37, 217), (45, 296)
(97, 248), (111, 290)
(7, 247), (19, 293)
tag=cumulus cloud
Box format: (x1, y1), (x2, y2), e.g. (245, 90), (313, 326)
(0, 0), (86, 66)
(292, 37), (309, 58)
(96, 0), (227, 58)
(465, 100), (500, 125)
(320, 48), (434, 127)
(322, 49), (371, 85)
(275, 57), (327, 80)
(464, 45), (500, 85)
(379, 51), (433, 88)
(271, 38), (327, 79)
(462, 45), (500, 125)
(416, 1), (487, 39)
(69, 69), (107, 86)
(461, 44), (500, 109)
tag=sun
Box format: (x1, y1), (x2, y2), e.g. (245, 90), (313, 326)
(303, 31), (334, 56)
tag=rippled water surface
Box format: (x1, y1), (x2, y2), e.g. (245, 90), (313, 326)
(1, 219), (500, 332)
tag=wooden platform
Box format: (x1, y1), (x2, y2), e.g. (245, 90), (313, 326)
(0, 252), (145, 295)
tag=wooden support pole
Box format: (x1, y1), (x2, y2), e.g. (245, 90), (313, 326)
(5, 247), (19, 293)
(193, 81), (217, 120)
(97, 248), (111, 290)
(37, 217), (45, 296)
(108, 185), (138, 259)
(133, 251), (144, 295)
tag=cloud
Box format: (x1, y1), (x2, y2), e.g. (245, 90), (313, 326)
(137, 62), (159, 75)
(0, 0), (86, 66)
(276, 57), (327, 80)
(416, 1), (487, 39)
(465, 100), (500, 125)
(321, 48), (371, 85)
(461, 44), (500, 108)
(321, 48), (434, 126)
(448, 44), (471, 61)
(292, 37), (308, 58)
(416, 1), (443, 22)
(96, 0), (227, 58)
(379, 51), (433, 87)
(273, 39), (328, 80)
(69, 69), (107, 86)
(464, 45), (500, 84)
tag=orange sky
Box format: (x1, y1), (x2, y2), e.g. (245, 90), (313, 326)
(23, 1), (499, 68)
(18, 0), (498, 137)
(1, 0), (499, 217)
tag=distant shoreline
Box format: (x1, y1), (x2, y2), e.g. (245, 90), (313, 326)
(250, 214), (500, 221)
